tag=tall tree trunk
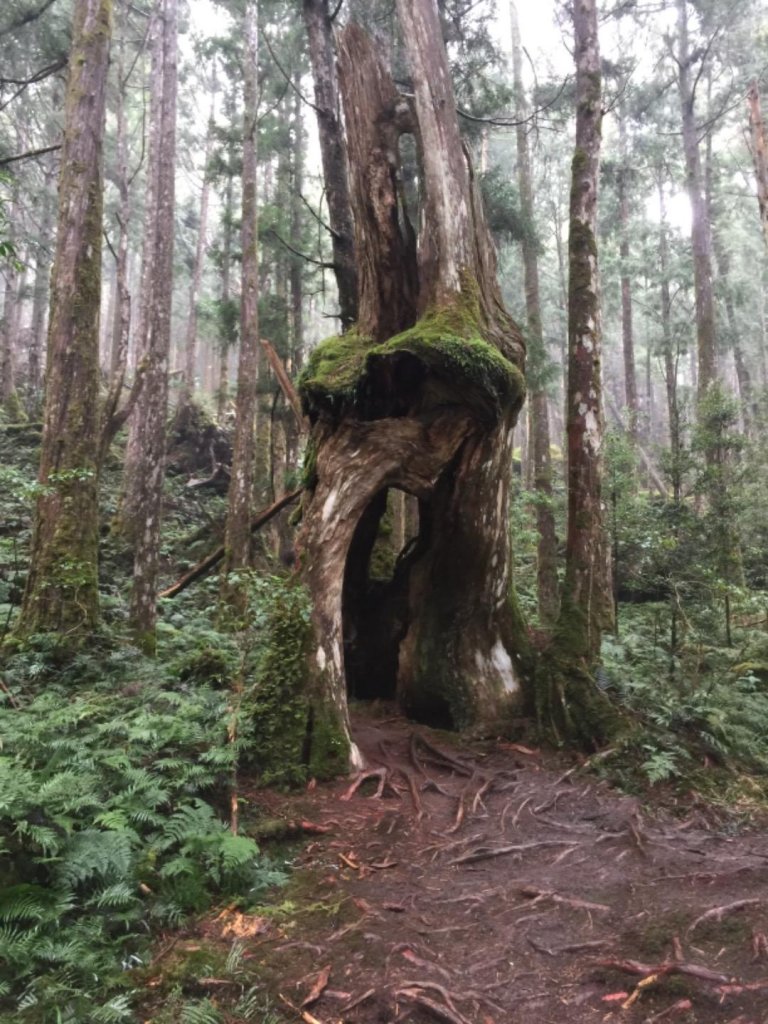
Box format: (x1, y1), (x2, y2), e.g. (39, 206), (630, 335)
(221, 0), (260, 610)
(658, 181), (681, 505)
(558, 0), (609, 668)
(16, 0), (111, 639)
(747, 81), (768, 251)
(28, 157), (56, 413)
(216, 131), (235, 424)
(302, 0), (357, 329)
(121, 6), (164, 538)
(127, 0), (178, 649)
(294, 8), (527, 777)
(510, 1), (558, 625)
(617, 108), (639, 441)
(179, 82), (216, 409)
(675, 0), (717, 400)
(108, 29), (132, 387)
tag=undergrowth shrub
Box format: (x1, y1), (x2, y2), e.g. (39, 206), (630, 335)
(599, 603), (768, 792)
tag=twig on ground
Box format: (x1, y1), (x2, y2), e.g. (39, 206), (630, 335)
(511, 795), (534, 826)
(449, 840), (577, 866)
(341, 988), (376, 1012)
(519, 885), (610, 913)
(643, 998), (693, 1022)
(687, 898), (761, 935)
(395, 986), (473, 1024)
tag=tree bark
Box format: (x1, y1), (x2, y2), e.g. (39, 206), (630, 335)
(16, 0), (112, 639)
(295, 9), (527, 775)
(221, 0), (260, 611)
(510, 0), (558, 626)
(302, 0), (358, 330)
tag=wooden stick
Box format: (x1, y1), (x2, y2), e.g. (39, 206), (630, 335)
(158, 487), (302, 599)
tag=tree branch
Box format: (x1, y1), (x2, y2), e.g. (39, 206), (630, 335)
(0, 0), (58, 38)
(0, 143), (61, 168)
(158, 487), (303, 599)
(262, 31), (320, 114)
(268, 227), (334, 268)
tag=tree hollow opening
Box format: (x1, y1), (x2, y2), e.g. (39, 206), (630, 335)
(343, 487), (423, 707)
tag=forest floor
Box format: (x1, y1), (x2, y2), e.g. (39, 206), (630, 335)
(149, 707), (768, 1024)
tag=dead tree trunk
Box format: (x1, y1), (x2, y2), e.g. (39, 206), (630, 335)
(294, 10), (527, 774)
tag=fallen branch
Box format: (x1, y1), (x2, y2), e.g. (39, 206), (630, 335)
(158, 487), (302, 599)
(596, 957), (732, 985)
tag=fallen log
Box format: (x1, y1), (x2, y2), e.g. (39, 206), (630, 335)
(159, 487), (302, 599)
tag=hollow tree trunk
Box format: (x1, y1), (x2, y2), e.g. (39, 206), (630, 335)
(294, 9), (527, 775)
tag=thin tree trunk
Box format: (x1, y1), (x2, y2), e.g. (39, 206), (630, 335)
(221, 0), (260, 610)
(302, 0), (357, 329)
(128, 0), (178, 649)
(747, 81), (768, 251)
(510, 0), (558, 625)
(179, 82), (216, 408)
(216, 143), (235, 423)
(675, 0), (717, 400)
(121, 6), (163, 539)
(16, 0), (111, 638)
(108, 30), (132, 387)
(618, 108), (639, 441)
(28, 157), (56, 412)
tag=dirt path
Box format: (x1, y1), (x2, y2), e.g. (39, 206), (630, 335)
(223, 710), (768, 1023)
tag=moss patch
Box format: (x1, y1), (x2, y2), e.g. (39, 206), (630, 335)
(299, 305), (524, 424)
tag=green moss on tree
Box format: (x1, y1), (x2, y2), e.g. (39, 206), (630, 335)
(299, 302), (524, 423)
(251, 581), (349, 784)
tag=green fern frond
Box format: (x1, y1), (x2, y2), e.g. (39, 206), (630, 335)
(180, 998), (222, 1024)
